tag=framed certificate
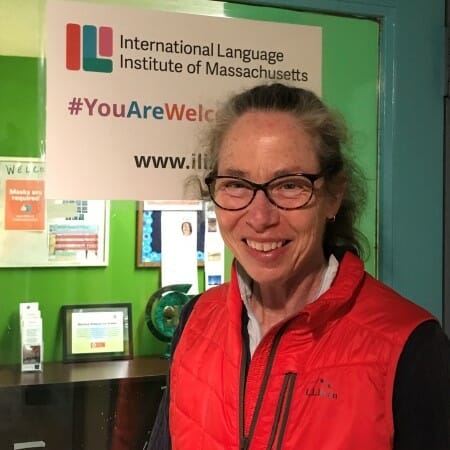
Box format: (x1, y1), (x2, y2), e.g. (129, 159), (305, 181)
(61, 303), (133, 363)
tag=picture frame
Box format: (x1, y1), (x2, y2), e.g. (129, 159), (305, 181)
(61, 303), (133, 363)
(136, 201), (205, 268)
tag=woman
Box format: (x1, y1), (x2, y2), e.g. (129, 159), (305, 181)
(181, 221), (193, 236)
(149, 83), (450, 449)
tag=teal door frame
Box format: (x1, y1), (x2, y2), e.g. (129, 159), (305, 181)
(225, 0), (446, 322)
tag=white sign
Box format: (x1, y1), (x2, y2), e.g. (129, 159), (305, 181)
(161, 210), (199, 294)
(71, 310), (124, 354)
(46, 1), (322, 200)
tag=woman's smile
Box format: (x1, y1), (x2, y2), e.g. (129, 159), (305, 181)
(245, 239), (287, 252)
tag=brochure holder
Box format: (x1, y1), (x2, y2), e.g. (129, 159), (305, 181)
(20, 302), (43, 372)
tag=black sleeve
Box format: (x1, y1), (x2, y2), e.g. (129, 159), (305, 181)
(393, 320), (450, 450)
(146, 297), (198, 450)
(146, 387), (171, 450)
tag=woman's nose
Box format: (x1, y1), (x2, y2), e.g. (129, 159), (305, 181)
(244, 190), (279, 231)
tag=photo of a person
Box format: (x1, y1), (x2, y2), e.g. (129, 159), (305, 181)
(207, 217), (217, 232)
(181, 221), (192, 236)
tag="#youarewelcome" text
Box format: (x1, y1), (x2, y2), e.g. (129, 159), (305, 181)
(78, 98), (215, 121)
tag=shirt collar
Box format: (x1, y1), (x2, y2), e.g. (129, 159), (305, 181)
(237, 255), (340, 356)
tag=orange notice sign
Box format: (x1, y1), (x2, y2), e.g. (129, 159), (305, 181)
(4, 179), (45, 230)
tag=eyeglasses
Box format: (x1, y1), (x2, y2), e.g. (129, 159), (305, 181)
(204, 172), (323, 211)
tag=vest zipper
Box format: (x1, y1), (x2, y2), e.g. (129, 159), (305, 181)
(266, 372), (297, 450)
(239, 322), (290, 450)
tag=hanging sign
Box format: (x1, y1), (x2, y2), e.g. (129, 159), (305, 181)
(46, 0), (322, 200)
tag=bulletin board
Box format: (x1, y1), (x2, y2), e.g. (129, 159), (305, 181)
(0, 157), (109, 267)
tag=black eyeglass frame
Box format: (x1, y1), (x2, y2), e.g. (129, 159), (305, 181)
(204, 172), (324, 211)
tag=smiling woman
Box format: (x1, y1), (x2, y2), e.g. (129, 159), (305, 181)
(148, 83), (450, 450)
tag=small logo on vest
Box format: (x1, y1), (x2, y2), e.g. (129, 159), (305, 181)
(305, 377), (338, 400)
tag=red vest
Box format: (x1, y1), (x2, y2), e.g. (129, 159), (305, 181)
(169, 252), (434, 450)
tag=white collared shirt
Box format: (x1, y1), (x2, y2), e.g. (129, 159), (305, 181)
(237, 255), (339, 357)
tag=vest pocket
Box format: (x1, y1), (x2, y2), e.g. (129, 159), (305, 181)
(267, 372), (297, 450)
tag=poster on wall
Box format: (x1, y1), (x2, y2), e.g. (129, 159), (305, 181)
(160, 208), (199, 294)
(45, 0), (322, 200)
(0, 157), (109, 267)
(136, 200), (204, 267)
(4, 179), (45, 231)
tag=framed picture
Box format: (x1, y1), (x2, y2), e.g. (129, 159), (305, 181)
(61, 303), (133, 363)
(136, 201), (205, 268)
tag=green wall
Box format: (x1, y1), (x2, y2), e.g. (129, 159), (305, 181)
(1, 0), (380, 364)
(0, 57), (43, 157)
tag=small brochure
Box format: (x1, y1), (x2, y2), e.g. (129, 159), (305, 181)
(20, 302), (43, 372)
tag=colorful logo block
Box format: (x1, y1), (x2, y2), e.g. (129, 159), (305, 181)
(66, 23), (113, 73)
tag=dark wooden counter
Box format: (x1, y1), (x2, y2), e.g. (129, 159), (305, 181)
(0, 356), (169, 449)
(0, 355), (169, 388)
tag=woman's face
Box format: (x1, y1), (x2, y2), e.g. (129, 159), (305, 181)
(215, 110), (344, 286)
(182, 222), (191, 235)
